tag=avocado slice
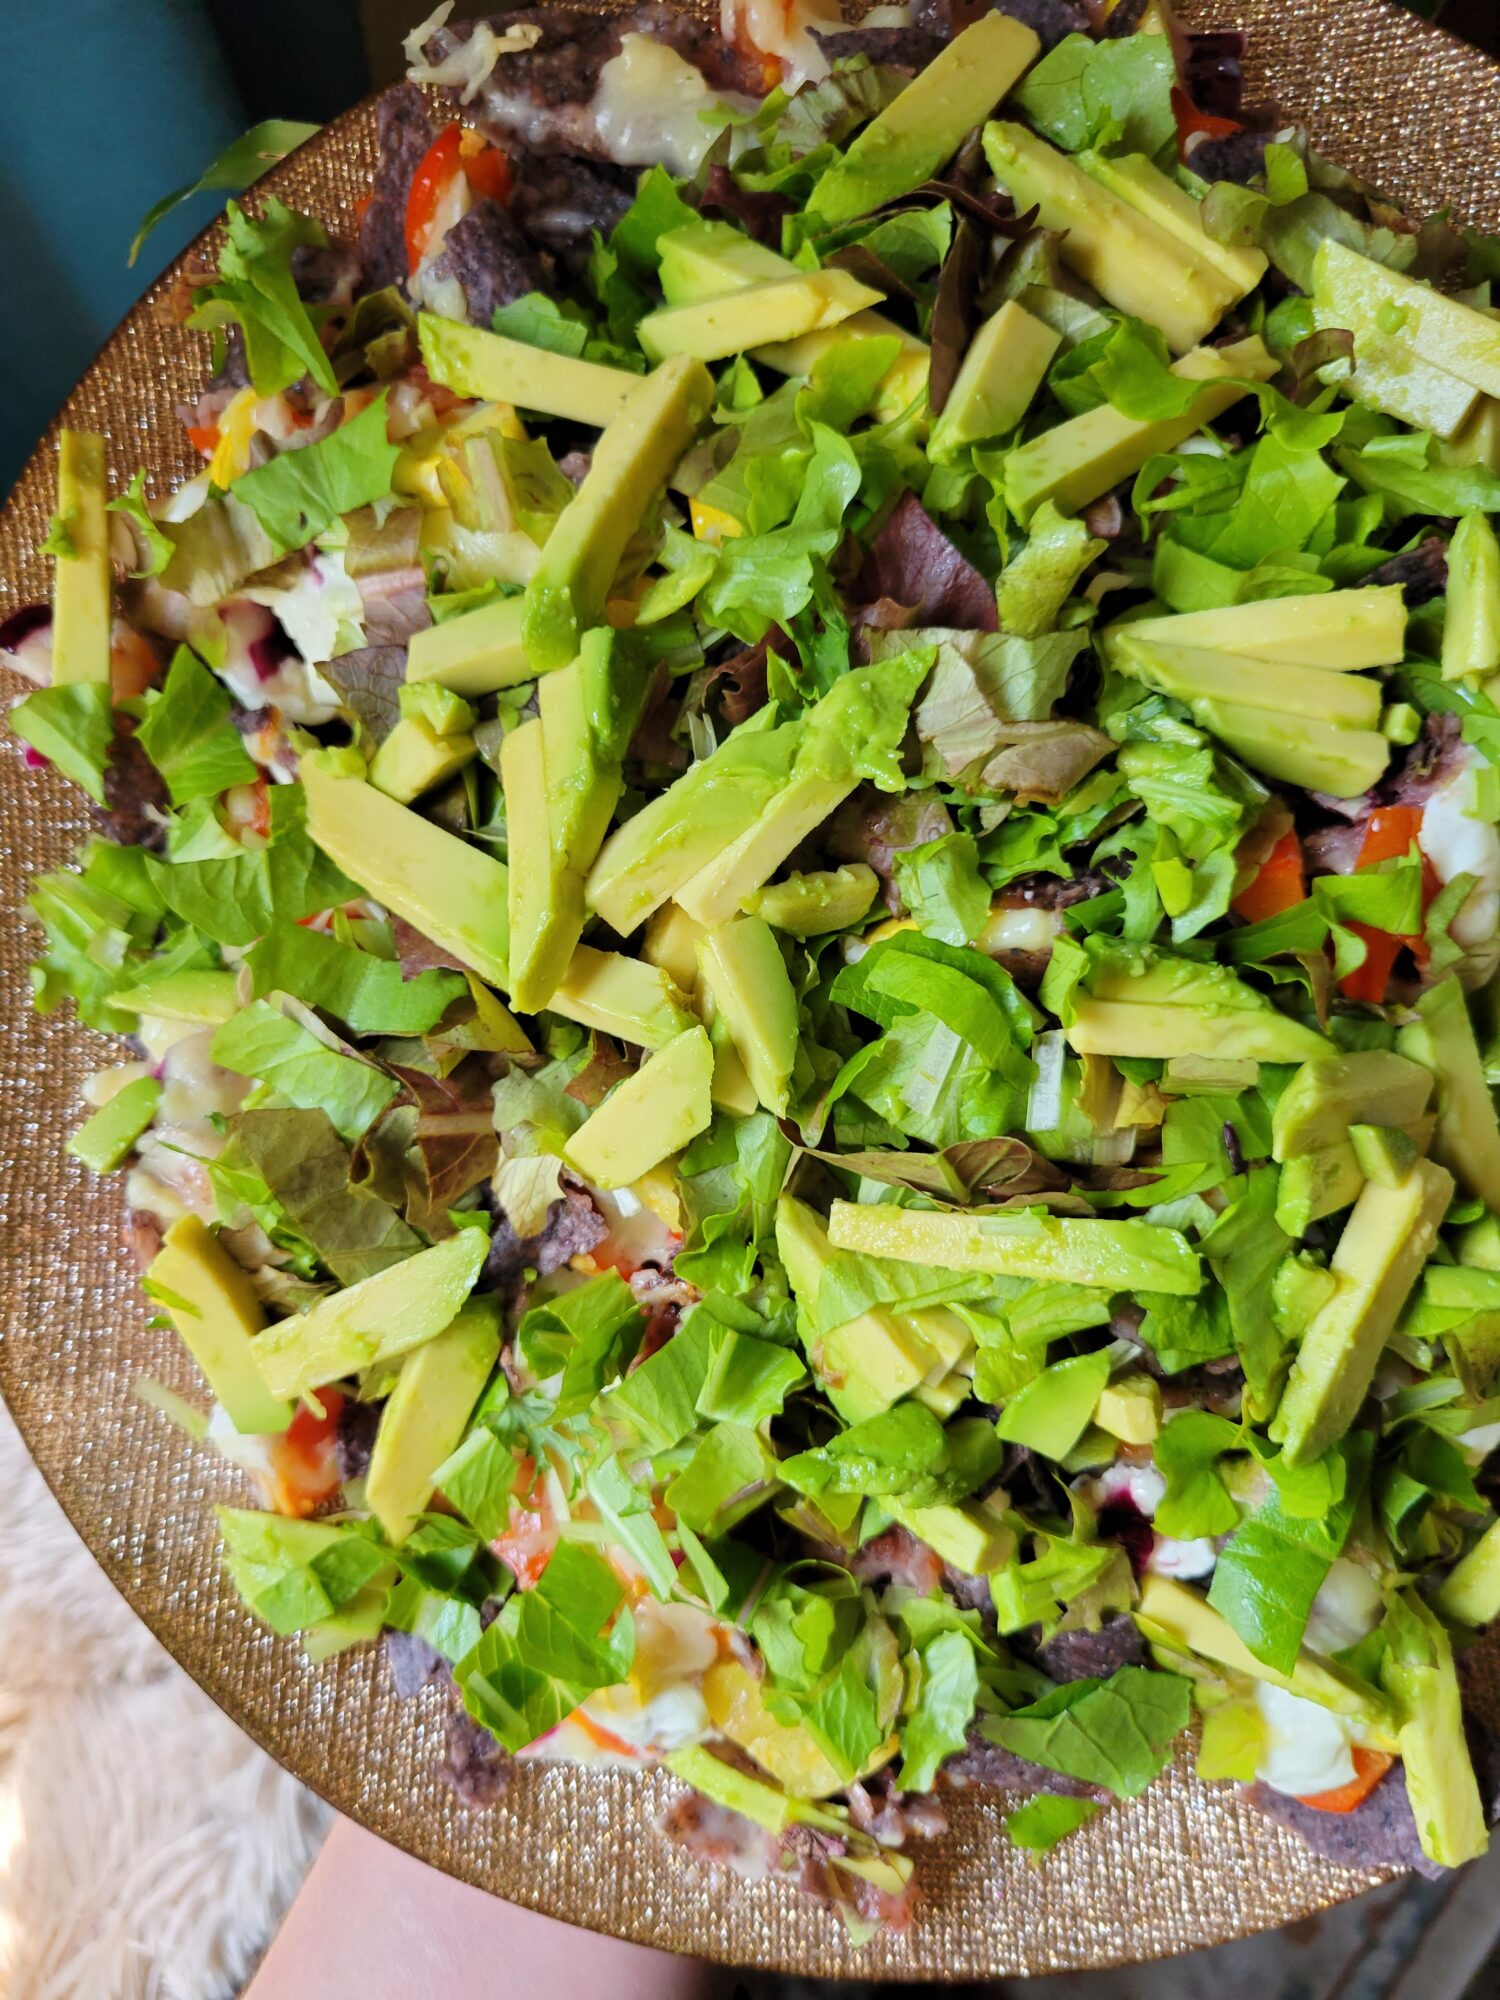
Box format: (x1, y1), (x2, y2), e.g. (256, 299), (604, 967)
(1062, 950), (1332, 1065)
(1137, 1574), (1395, 1725)
(564, 1026), (714, 1189)
(984, 122), (1241, 354)
(68, 1074), (162, 1174)
(1271, 1157), (1454, 1465)
(1003, 335), (1276, 523)
(1115, 636), (1385, 729)
(1273, 1051), (1434, 1160)
(1195, 699), (1391, 800)
(675, 775), (856, 927)
(745, 864), (880, 938)
(809, 13), (1041, 227)
(1275, 1143), (1366, 1236)
(587, 711), (801, 936)
(1397, 977), (1500, 1209)
(1113, 586), (1408, 670)
(365, 1298), (500, 1546)
(548, 943), (695, 1049)
(1434, 1518), (1500, 1628)
(642, 902), (707, 991)
(638, 270), (884, 366)
(1313, 239), (1500, 401)
(774, 1195), (940, 1419)
(928, 300), (1060, 460)
(417, 312), (638, 430)
(1439, 396), (1500, 476)
(1348, 1122), (1420, 1188)
(1441, 511), (1500, 684)
(704, 1657), (877, 1799)
(147, 1214), (291, 1435)
(524, 354), (713, 674)
(695, 917), (799, 1118)
(538, 628), (653, 874)
(1094, 1374), (1163, 1445)
(501, 718), (583, 1016)
(658, 220), (788, 304)
(651, 219), (929, 423)
(113, 968), (240, 1025)
(50, 430), (113, 686)
(302, 754), (511, 991)
(1075, 150), (1267, 298)
(251, 1227), (489, 1402)
(406, 593), (532, 697)
(368, 716), (476, 803)
(1380, 1590), (1489, 1867)
(889, 1496), (1015, 1574)
(825, 1200), (1202, 1295)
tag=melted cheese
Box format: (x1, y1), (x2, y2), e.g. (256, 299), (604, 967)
(592, 36), (751, 176)
(1419, 749), (1500, 948)
(1255, 1683), (1358, 1798)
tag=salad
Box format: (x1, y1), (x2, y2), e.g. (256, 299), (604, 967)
(8, 0), (1500, 1942)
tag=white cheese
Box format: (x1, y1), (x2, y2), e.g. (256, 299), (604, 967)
(1419, 749), (1500, 948)
(1254, 1683), (1358, 1799)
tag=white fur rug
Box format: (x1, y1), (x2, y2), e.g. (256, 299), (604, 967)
(0, 1399), (329, 1999)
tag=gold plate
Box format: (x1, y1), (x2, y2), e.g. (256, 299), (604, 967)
(3, 1), (1500, 1976)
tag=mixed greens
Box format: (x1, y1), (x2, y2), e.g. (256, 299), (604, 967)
(11, 0), (1500, 1938)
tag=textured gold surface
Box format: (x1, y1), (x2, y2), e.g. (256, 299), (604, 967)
(3, 2), (1500, 1976)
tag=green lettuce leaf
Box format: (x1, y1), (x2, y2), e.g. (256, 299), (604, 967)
(1014, 34), (1177, 157)
(982, 1665), (1191, 1797)
(231, 394), (402, 555)
(129, 119), (321, 265)
(516, 1272), (644, 1418)
(212, 1000), (399, 1142)
(1152, 1410), (1241, 1538)
(189, 197), (337, 396)
(218, 1507), (389, 1636)
(135, 646), (257, 805)
(897, 1626), (981, 1792)
(10, 682), (114, 805)
(893, 830), (992, 945)
(150, 782), (359, 944)
(454, 1540), (634, 1752)
(1005, 1793), (1102, 1852)
(245, 923), (466, 1034)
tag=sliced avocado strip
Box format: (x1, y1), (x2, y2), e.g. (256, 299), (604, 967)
(365, 1298), (501, 1546)
(113, 969), (240, 1025)
(537, 627), (654, 874)
(587, 711), (800, 936)
(1162, 1055), (1259, 1095)
(1113, 586), (1407, 670)
(1075, 150), (1267, 297)
(1441, 511), (1500, 684)
(302, 755), (510, 991)
(1271, 1158), (1454, 1465)
(638, 270), (883, 366)
(1275, 1143), (1365, 1236)
(1380, 1590), (1489, 1867)
(774, 1195), (938, 1420)
(696, 980), (761, 1116)
(658, 219), (790, 304)
(889, 1497), (1015, 1574)
(694, 917), (798, 1118)
(406, 593), (532, 697)
(1272, 1050), (1433, 1160)
(417, 313), (637, 429)
(1348, 1122), (1420, 1187)
(1439, 396), (1500, 476)
(826, 1200), (1202, 1295)
(548, 943), (695, 1049)
(809, 13), (1041, 227)
(502, 717), (583, 1016)
(755, 312), (931, 425)
(1434, 1519), (1500, 1628)
(1397, 977), (1500, 1208)
(399, 682), (476, 737)
(524, 353), (713, 674)
(1063, 951), (1331, 1065)
(675, 773), (855, 927)
(251, 1227), (488, 1402)
(912, 1371), (969, 1420)
(1137, 1574), (1394, 1725)
(1313, 238), (1500, 400)
(642, 902), (707, 991)
(1115, 636), (1385, 729)
(1095, 1375), (1163, 1444)
(1003, 335), (1275, 523)
(984, 121), (1240, 354)
(368, 715), (476, 803)
(745, 864), (880, 938)
(565, 1027), (713, 1188)
(67, 1074), (162, 1174)
(1194, 699), (1390, 801)
(929, 300), (1060, 459)
(148, 1214), (291, 1435)
(50, 430), (113, 686)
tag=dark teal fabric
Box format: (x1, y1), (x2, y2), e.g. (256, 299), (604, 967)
(0, 1), (333, 498)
